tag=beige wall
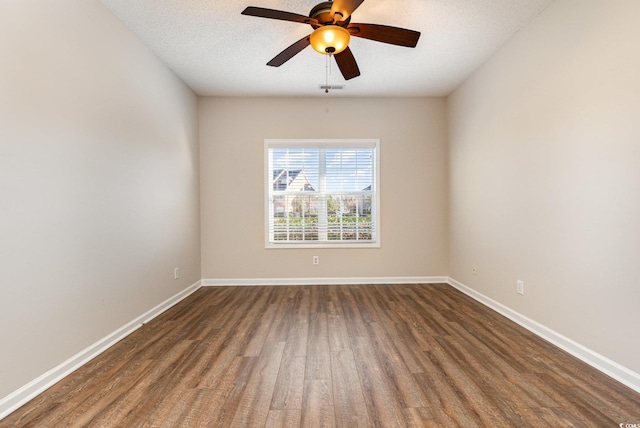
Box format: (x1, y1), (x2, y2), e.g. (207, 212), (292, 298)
(200, 97), (448, 280)
(0, 1), (200, 398)
(448, 0), (640, 373)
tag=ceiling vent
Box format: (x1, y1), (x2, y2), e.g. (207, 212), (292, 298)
(319, 84), (345, 90)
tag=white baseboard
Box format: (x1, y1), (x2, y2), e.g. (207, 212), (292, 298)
(447, 277), (640, 394)
(0, 280), (202, 420)
(202, 276), (448, 286)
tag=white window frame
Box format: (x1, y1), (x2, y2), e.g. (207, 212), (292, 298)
(265, 139), (381, 249)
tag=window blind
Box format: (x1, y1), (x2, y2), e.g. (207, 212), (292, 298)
(266, 140), (379, 247)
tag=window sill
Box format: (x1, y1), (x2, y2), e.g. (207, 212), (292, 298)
(265, 242), (381, 249)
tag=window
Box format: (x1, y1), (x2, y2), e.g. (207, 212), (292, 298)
(266, 139), (380, 248)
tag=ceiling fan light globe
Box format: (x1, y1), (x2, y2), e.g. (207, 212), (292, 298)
(310, 26), (350, 55)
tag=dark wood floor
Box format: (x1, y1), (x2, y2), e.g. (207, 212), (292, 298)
(2, 284), (639, 427)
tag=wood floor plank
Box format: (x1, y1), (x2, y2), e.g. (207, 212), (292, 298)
(445, 321), (557, 409)
(243, 301), (279, 357)
(230, 341), (286, 427)
(369, 293), (425, 374)
(365, 321), (428, 409)
(152, 388), (202, 427)
(403, 407), (440, 428)
(413, 359), (489, 427)
(350, 336), (407, 427)
(284, 288), (310, 358)
(2, 284), (639, 427)
(431, 334), (531, 426)
(387, 300), (435, 352)
(305, 312), (331, 381)
(326, 289), (351, 353)
(267, 290), (296, 342)
(301, 379), (335, 428)
(77, 340), (196, 427)
(271, 355), (306, 410)
(336, 286), (370, 338)
(191, 356), (251, 426)
(266, 409), (303, 428)
(330, 349), (371, 427)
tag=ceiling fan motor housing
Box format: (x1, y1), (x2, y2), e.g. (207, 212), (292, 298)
(309, 1), (351, 27)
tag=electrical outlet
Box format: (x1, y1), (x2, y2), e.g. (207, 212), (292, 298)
(472, 267), (477, 276)
(517, 280), (524, 295)
(174, 267), (179, 280)
(313, 256), (319, 265)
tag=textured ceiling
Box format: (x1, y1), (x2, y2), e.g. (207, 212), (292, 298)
(100, 0), (553, 97)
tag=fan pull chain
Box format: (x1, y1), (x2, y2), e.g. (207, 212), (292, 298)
(325, 54), (331, 93)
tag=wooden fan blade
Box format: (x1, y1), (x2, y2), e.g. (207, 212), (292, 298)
(348, 23), (420, 47)
(241, 6), (318, 25)
(330, 0), (364, 22)
(267, 36), (311, 67)
(334, 47), (361, 80)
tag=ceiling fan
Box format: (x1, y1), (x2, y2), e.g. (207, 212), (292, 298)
(241, 0), (421, 81)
